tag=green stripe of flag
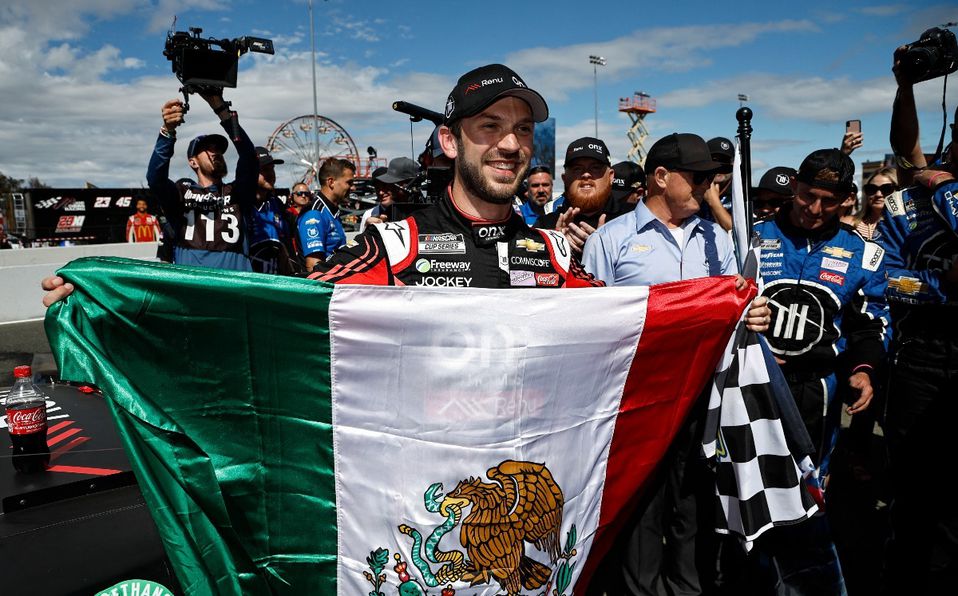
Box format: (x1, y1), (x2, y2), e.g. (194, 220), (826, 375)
(45, 257), (338, 595)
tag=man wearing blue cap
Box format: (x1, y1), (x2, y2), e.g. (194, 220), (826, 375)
(145, 91), (258, 271)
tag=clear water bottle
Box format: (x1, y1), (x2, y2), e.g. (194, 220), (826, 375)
(5, 365), (50, 473)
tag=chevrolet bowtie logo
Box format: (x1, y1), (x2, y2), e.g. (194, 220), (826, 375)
(822, 246), (854, 259)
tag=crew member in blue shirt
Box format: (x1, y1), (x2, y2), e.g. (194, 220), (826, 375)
(297, 157), (354, 272)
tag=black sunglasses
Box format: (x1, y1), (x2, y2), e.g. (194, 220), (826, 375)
(673, 169), (716, 185)
(863, 183), (896, 196)
(293, 190), (313, 197)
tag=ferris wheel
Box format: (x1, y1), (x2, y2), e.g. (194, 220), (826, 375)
(266, 114), (360, 188)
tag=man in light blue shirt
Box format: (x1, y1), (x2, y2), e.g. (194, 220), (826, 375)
(583, 134), (737, 284)
(582, 133), (769, 596)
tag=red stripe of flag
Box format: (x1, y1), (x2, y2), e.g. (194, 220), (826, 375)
(578, 275), (755, 589)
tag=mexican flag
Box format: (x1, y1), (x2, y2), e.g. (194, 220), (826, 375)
(46, 258), (752, 595)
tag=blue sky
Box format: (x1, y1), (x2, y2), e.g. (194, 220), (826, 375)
(0, 0), (955, 190)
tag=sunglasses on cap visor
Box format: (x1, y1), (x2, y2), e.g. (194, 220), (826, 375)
(863, 183), (897, 196)
(672, 168), (717, 185)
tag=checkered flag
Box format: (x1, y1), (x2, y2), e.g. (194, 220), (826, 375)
(702, 322), (822, 548)
(703, 198), (821, 548)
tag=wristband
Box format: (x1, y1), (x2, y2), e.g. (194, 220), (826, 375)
(852, 364), (874, 376)
(159, 126), (175, 139)
(927, 171), (953, 189)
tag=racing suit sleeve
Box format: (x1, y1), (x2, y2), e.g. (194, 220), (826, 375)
(842, 247), (891, 374)
(307, 225), (394, 285)
(581, 229), (618, 285)
(878, 182), (958, 304)
(126, 215), (135, 243)
(145, 131), (181, 222)
(565, 258), (604, 287)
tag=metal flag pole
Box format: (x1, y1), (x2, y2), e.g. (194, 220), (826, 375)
(736, 107), (755, 244)
(308, 0), (321, 179)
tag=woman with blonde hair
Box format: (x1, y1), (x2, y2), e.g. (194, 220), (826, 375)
(849, 167), (898, 239)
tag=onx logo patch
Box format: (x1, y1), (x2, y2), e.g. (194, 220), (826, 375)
(764, 280), (840, 357)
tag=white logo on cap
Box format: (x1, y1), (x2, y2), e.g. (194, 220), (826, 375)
(512, 76), (525, 88)
(445, 97), (455, 119)
(775, 174), (790, 186)
(721, 141), (730, 150)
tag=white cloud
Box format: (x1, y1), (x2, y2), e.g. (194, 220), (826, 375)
(657, 73), (956, 121)
(147, 0), (228, 33)
(506, 20), (819, 101)
(857, 5), (909, 17)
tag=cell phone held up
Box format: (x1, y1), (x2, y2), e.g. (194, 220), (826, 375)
(846, 120), (861, 134)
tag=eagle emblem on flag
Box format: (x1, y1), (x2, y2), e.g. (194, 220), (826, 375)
(365, 460), (579, 596)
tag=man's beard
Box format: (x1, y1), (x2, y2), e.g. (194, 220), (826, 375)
(455, 139), (527, 205)
(569, 187), (609, 214)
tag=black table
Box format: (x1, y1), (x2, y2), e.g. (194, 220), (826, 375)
(0, 384), (178, 594)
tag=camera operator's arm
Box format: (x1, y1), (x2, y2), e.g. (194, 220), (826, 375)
(146, 99), (186, 219)
(891, 48), (926, 185)
(202, 91), (257, 210)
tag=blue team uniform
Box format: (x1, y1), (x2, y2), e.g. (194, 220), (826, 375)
(876, 179), (958, 593)
(297, 194), (346, 262)
(756, 209), (889, 475)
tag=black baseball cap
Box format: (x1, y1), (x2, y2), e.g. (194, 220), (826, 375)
(564, 137), (611, 166)
(443, 64), (549, 125)
(611, 161), (646, 200)
(707, 137), (735, 174)
(377, 157), (419, 184)
(255, 146), (284, 167)
(187, 134), (228, 158)
(796, 149), (855, 193)
(754, 166), (796, 196)
(644, 133), (725, 176)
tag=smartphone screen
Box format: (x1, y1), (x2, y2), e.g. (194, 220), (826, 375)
(846, 119), (861, 134)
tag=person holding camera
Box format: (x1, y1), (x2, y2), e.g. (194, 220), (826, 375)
(879, 30), (958, 594)
(359, 157), (419, 232)
(145, 91), (258, 271)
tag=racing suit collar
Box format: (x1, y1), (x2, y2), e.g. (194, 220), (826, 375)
(312, 191), (339, 217)
(441, 186), (526, 246)
(775, 200), (841, 243)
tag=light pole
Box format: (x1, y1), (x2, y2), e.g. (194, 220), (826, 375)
(308, 0), (321, 179)
(589, 55), (606, 138)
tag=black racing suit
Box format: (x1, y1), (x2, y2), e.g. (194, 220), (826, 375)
(309, 190), (602, 288)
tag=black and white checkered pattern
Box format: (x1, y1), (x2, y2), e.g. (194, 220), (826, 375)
(703, 144), (821, 547)
(703, 324), (820, 547)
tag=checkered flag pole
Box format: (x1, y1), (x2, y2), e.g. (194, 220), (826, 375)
(702, 241), (822, 548)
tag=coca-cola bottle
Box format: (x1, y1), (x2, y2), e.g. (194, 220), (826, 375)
(5, 365), (50, 473)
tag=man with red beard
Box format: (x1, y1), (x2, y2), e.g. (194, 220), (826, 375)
(535, 137), (615, 256)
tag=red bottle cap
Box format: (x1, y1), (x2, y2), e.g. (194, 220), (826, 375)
(13, 366), (32, 378)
